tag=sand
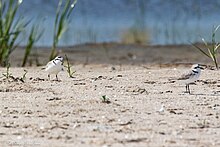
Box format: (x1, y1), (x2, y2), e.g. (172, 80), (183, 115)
(1, 43), (220, 146)
(1, 63), (220, 147)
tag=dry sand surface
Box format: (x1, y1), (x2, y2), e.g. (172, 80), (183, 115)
(1, 64), (220, 147)
(1, 43), (220, 146)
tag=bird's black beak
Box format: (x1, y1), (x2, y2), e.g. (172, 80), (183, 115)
(200, 67), (204, 70)
(198, 64), (205, 70)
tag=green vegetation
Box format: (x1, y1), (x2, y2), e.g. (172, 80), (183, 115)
(49, 0), (77, 60)
(100, 95), (111, 104)
(0, 0), (28, 66)
(2, 64), (27, 82)
(22, 24), (43, 67)
(197, 119), (209, 128)
(65, 54), (76, 78)
(121, 27), (150, 44)
(193, 25), (220, 70)
(21, 69), (27, 82)
(2, 63), (11, 79)
(121, 0), (149, 45)
(0, 0), (44, 67)
(0, 0), (78, 68)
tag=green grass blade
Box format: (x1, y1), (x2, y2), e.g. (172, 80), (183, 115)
(201, 38), (208, 46)
(192, 43), (211, 58)
(212, 25), (220, 51)
(214, 43), (220, 52)
(214, 25), (220, 33)
(67, 0), (77, 18)
(50, 0), (77, 60)
(22, 22), (43, 67)
(57, 0), (70, 40)
(53, 0), (62, 44)
(207, 48), (215, 61)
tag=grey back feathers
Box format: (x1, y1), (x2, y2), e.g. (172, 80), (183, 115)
(178, 64), (203, 83)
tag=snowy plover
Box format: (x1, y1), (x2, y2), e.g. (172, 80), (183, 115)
(178, 64), (204, 94)
(45, 56), (64, 81)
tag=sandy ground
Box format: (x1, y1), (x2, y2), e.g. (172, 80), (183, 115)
(1, 43), (220, 146)
(1, 63), (220, 147)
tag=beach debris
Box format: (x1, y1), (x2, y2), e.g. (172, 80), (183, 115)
(118, 119), (133, 126)
(157, 104), (165, 113)
(144, 80), (156, 84)
(46, 97), (61, 101)
(126, 86), (148, 95)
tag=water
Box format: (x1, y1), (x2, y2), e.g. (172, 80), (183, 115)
(15, 0), (220, 46)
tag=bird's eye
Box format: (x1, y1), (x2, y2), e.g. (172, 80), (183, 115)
(55, 56), (63, 60)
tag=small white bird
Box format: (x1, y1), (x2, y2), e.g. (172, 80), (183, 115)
(178, 64), (204, 94)
(45, 56), (64, 81)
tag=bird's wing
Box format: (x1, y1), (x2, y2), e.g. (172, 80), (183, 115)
(47, 61), (54, 66)
(178, 71), (194, 80)
(45, 61), (54, 70)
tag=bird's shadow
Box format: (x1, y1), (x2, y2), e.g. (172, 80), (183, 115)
(179, 92), (220, 96)
(51, 80), (62, 82)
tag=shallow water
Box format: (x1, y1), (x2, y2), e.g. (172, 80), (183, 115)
(16, 0), (220, 46)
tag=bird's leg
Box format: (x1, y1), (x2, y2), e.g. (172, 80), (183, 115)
(56, 74), (59, 81)
(48, 74), (50, 80)
(188, 85), (191, 94)
(185, 85), (188, 93)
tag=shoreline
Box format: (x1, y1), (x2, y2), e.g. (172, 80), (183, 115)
(10, 43), (212, 67)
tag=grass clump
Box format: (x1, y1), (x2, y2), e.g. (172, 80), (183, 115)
(22, 24), (43, 67)
(20, 69), (27, 82)
(197, 119), (209, 128)
(0, 0), (28, 67)
(65, 54), (76, 78)
(2, 63), (11, 79)
(100, 95), (111, 104)
(49, 0), (77, 60)
(192, 25), (220, 70)
(2, 64), (28, 82)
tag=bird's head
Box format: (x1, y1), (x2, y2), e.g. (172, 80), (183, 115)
(54, 56), (64, 63)
(191, 64), (204, 72)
